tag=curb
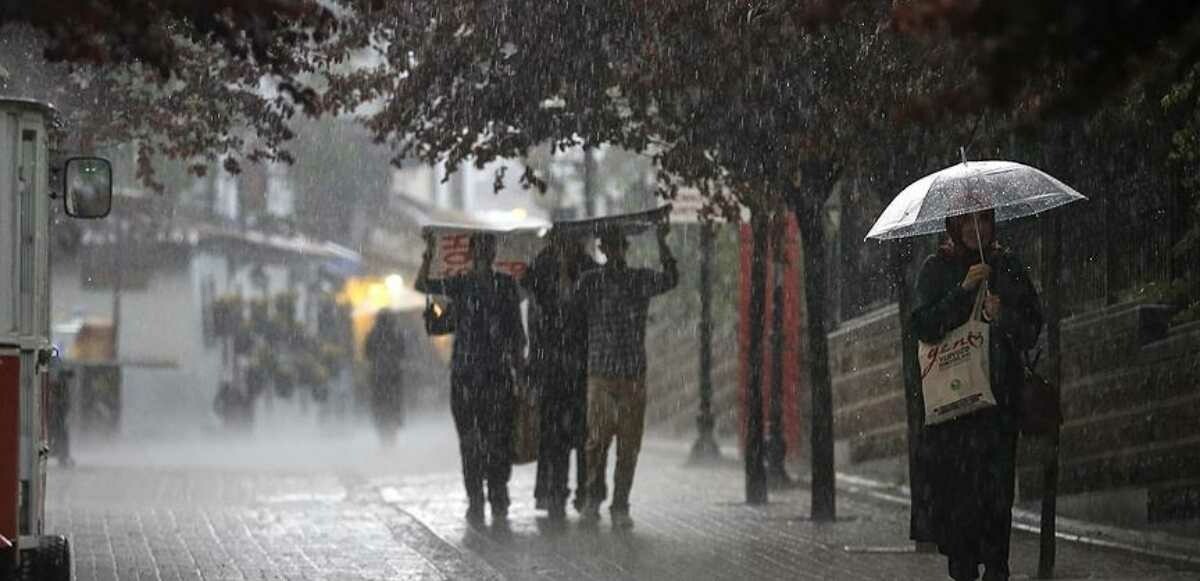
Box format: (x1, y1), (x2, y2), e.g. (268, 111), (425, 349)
(643, 437), (1200, 570)
(833, 472), (1200, 569)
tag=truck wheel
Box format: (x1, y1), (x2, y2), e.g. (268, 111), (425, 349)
(34, 536), (70, 581)
(13, 551), (33, 581)
(0, 547), (15, 581)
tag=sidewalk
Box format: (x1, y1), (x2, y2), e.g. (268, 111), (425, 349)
(41, 417), (1200, 580)
(822, 446), (1200, 569)
(371, 438), (1200, 580)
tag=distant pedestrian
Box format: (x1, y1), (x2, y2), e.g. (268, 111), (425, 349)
(573, 221), (678, 529)
(365, 310), (407, 445)
(911, 210), (1043, 581)
(416, 232), (526, 525)
(522, 231), (603, 521)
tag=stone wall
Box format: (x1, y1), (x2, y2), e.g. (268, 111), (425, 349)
(828, 305), (906, 464)
(828, 300), (1200, 520)
(1021, 306), (1200, 520)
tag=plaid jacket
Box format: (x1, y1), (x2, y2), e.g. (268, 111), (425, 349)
(574, 260), (678, 379)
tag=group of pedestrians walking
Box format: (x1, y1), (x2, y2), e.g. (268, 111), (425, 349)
(414, 221), (677, 529)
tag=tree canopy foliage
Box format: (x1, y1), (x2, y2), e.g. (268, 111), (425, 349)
(1, 1), (335, 188)
(896, 0), (1200, 119)
(7, 0), (1200, 206)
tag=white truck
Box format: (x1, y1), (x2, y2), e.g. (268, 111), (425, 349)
(0, 97), (112, 581)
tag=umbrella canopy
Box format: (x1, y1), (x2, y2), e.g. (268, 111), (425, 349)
(865, 161), (1087, 241)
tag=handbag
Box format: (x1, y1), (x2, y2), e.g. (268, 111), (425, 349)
(919, 287), (996, 425)
(423, 295), (456, 336)
(510, 367), (539, 465)
(1020, 349), (1063, 436)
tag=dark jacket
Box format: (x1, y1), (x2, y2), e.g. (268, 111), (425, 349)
(522, 249), (599, 377)
(420, 270), (525, 373)
(912, 248), (1043, 427)
(910, 246), (1043, 567)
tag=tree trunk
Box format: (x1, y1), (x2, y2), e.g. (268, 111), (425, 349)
(745, 211), (769, 504)
(784, 159), (841, 522)
(690, 222), (721, 463)
(795, 203), (835, 522)
(767, 264), (791, 485)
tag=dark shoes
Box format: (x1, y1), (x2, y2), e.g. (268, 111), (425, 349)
(579, 501), (601, 526)
(466, 504), (485, 526)
(948, 560), (1007, 581)
(981, 569), (1008, 581)
(547, 501), (567, 521)
(466, 503), (507, 526)
(610, 508), (634, 530)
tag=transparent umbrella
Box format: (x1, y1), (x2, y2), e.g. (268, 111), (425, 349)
(865, 160), (1087, 241)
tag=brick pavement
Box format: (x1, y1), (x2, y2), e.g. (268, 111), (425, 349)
(43, 416), (1200, 581)
(45, 424), (496, 581)
(376, 446), (1200, 581)
(47, 467), (471, 581)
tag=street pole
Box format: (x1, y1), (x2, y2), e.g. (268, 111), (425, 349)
(745, 212), (769, 504)
(583, 145), (596, 218)
(689, 222), (721, 463)
(1038, 213), (1062, 579)
(766, 260), (792, 486)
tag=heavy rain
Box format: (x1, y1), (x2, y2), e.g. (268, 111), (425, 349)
(1, 2), (1199, 580)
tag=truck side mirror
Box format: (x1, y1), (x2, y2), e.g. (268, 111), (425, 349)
(64, 157), (112, 219)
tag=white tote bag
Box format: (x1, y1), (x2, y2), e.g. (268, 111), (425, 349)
(919, 287), (994, 425)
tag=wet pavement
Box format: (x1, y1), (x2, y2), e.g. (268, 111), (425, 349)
(46, 413), (1200, 580)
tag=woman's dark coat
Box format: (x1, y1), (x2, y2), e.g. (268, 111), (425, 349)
(910, 246), (1043, 571)
(522, 248), (601, 505)
(522, 250), (599, 385)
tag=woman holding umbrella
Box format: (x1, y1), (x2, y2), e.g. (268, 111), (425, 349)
(868, 158), (1083, 580)
(911, 208), (1043, 581)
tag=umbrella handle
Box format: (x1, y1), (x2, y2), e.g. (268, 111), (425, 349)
(971, 211), (992, 320)
(971, 284), (989, 322)
(972, 212), (987, 266)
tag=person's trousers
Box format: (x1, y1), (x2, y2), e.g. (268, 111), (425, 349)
(535, 386), (585, 503)
(535, 381), (609, 507)
(584, 376), (646, 512)
(451, 367), (513, 510)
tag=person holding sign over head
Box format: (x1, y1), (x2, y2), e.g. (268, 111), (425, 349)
(416, 231), (527, 526)
(911, 209), (1043, 581)
(572, 218), (678, 530)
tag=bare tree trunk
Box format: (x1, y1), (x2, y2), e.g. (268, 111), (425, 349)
(785, 160), (841, 522)
(690, 222), (721, 463)
(745, 211), (769, 504)
(796, 204), (835, 521)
